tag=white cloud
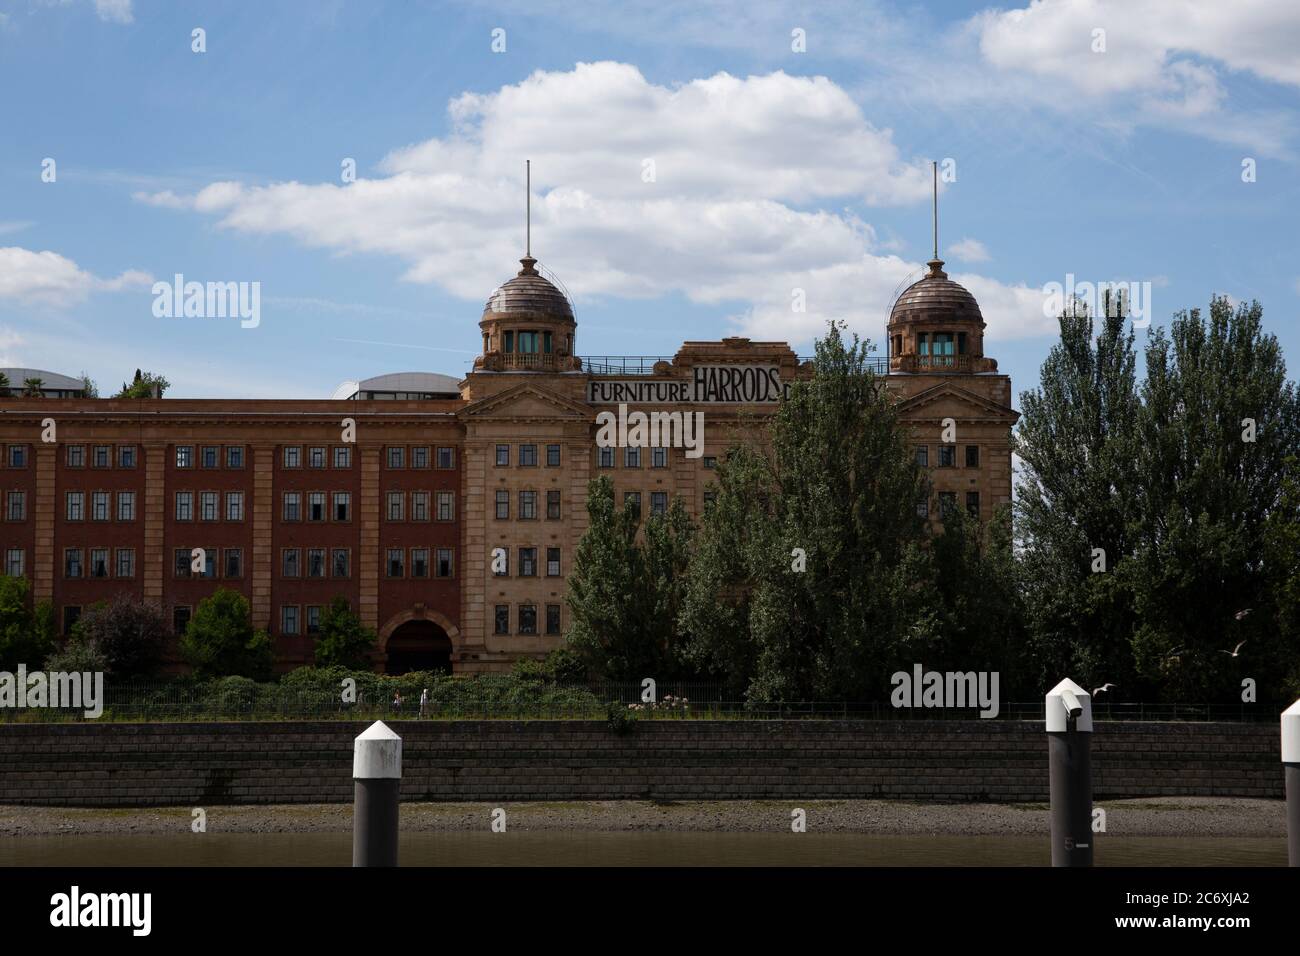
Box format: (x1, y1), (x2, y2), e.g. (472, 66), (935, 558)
(132, 189), (188, 209)
(93, 0), (132, 23)
(0, 221), (33, 236)
(0, 247), (151, 307)
(135, 62), (1052, 345)
(948, 238), (991, 263)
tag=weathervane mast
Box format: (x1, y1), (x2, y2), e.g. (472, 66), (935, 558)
(526, 159), (531, 258)
(932, 160), (938, 261)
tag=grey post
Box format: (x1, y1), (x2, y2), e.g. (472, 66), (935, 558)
(1284, 700), (1300, 866)
(353, 720), (401, 867)
(1046, 678), (1094, 867)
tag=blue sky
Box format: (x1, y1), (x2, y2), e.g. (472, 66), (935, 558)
(1, 0), (1297, 401)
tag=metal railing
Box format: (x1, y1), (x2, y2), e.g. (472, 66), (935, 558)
(579, 356), (675, 375)
(0, 680), (1273, 723)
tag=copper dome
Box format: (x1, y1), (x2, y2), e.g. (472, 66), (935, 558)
(483, 256), (573, 320)
(888, 259), (983, 328)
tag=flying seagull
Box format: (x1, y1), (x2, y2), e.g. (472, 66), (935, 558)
(1218, 640), (1247, 658)
(1092, 683), (1116, 696)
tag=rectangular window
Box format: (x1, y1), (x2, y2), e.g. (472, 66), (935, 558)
(224, 548), (242, 579)
(494, 605), (509, 635)
(495, 444), (510, 467)
(386, 548), (404, 578)
(308, 446), (326, 468)
(201, 446), (218, 469)
(411, 491), (430, 521)
(519, 490), (537, 520)
(117, 491), (135, 521)
(703, 456), (717, 469)
(546, 490), (561, 520)
(651, 491), (668, 516)
(436, 446), (455, 469)
(225, 492), (244, 521)
(938, 445), (956, 468)
(118, 445), (136, 468)
(282, 548), (300, 577)
(282, 606), (300, 635)
(200, 547), (217, 579)
(200, 491), (217, 521)
(519, 547), (537, 577)
(939, 492), (957, 519)
(544, 444), (561, 467)
(495, 489), (509, 520)
(436, 491), (454, 521)
(546, 547), (561, 577)
(965, 445), (980, 468)
(598, 447), (614, 468)
(412, 548), (429, 578)
(174, 549), (191, 579)
(226, 446), (244, 468)
(92, 445), (110, 468)
(651, 447), (668, 468)
(66, 445), (84, 468)
(411, 446), (429, 469)
(546, 605), (561, 636)
(176, 446), (192, 468)
(915, 446), (929, 467)
(307, 605), (322, 635)
(63, 606), (81, 636)
(8, 446), (26, 468)
(493, 549), (509, 577)
(173, 492), (192, 521)
(90, 548), (109, 579)
(66, 492), (84, 521)
(91, 491), (109, 521)
(116, 548), (135, 578)
(436, 548), (453, 578)
(624, 446), (641, 468)
(386, 492), (404, 521)
(518, 604), (537, 635)
(283, 492), (301, 521)
(283, 446), (301, 468)
(308, 492), (326, 522)
(307, 548), (325, 578)
(173, 606), (191, 636)
(332, 549), (350, 578)
(5, 492), (24, 521)
(334, 492), (351, 521)
(333, 446), (351, 468)
(65, 548), (83, 578)
(5, 549), (23, 577)
(703, 490), (717, 509)
(917, 499), (930, 518)
(966, 491), (980, 518)
(519, 444), (537, 467)
(387, 446), (405, 469)
(624, 492), (641, 519)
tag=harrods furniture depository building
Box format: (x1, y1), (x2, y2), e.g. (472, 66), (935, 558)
(0, 251), (1018, 674)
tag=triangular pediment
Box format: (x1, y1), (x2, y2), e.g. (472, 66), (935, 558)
(894, 381), (1020, 423)
(458, 381), (591, 422)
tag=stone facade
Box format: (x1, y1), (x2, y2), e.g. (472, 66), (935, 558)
(0, 254), (1017, 674)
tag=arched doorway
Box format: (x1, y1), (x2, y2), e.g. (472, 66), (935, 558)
(384, 619), (453, 675)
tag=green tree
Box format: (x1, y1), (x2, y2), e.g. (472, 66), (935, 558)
(1127, 297), (1299, 702)
(71, 594), (167, 676)
(78, 372), (99, 398)
(0, 577), (55, 670)
(22, 377), (43, 397)
(0, 371), (9, 395)
(684, 322), (938, 702)
(1014, 302), (1143, 693)
(180, 587), (274, 679)
(312, 596), (376, 669)
(565, 475), (659, 679)
(114, 369), (170, 398)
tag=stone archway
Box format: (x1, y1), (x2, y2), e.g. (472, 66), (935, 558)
(377, 606), (461, 675)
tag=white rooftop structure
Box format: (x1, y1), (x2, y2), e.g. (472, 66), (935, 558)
(333, 372), (462, 400)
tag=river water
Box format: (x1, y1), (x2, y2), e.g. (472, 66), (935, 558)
(0, 832), (1286, 866)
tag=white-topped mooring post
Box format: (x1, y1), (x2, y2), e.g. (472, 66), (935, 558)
(1046, 678), (1094, 867)
(353, 720), (401, 867)
(1283, 700), (1300, 867)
